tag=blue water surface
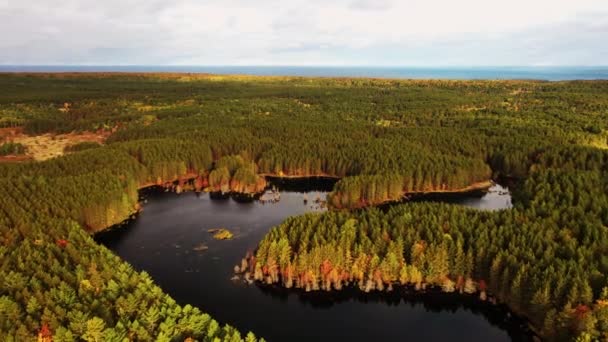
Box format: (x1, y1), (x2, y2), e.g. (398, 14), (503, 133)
(1, 65), (607, 81)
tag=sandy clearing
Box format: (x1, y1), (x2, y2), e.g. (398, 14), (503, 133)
(0, 128), (110, 161)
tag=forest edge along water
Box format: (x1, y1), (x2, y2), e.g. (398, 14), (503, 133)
(96, 177), (532, 342)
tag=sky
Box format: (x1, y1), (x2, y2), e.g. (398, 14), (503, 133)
(0, 0), (607, 66)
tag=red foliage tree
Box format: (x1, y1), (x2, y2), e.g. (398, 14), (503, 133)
(38, 323), (52, 342)
(478, 279), (487, 292)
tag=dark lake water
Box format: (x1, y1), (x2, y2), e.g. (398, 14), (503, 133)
(97, 180), (530, 342)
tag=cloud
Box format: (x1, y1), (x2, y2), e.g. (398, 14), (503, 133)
(0, 0), (606, 65)
(349, 0), (392, 11)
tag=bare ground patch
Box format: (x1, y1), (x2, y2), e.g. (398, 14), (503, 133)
(0, 128), (110, 161)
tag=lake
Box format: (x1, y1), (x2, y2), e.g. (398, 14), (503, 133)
(96, 180), (531, 342)
(2, 65), (607, 81)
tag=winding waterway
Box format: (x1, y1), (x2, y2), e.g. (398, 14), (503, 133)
(97, 180), (530, 342)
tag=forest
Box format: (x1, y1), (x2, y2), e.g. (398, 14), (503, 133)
(0, 142), (26, 156)
(0, 73), (607, 341)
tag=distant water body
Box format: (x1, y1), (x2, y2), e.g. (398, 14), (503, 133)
(1, 65), (607, 81)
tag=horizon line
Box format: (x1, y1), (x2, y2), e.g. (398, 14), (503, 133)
(1, 64), (608, 68)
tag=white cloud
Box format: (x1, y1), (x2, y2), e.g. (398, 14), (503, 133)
(0, 0), (606, 65)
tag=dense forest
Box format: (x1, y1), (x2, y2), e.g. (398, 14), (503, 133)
(0, 73), (607, 340)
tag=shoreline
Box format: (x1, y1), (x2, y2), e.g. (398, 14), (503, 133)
(94, 175), (496, 235)
(1, 68), (606, 82)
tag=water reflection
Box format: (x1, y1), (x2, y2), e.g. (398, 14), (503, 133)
(408, 182), (513, 210)
(256, 284), (533, 341)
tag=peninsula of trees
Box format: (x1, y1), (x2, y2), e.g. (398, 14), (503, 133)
(247, 145), (608, 340)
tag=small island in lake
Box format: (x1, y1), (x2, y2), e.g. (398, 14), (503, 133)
(208, 228), (235, 240)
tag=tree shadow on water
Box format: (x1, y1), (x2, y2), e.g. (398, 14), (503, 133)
(256, 283), (537, 342)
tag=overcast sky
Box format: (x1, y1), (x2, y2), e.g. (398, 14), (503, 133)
(1, 0), (607, 66)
